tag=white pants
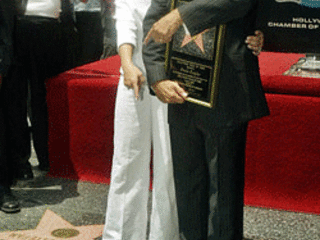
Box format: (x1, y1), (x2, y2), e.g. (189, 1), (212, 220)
(102, 76), (179, 240)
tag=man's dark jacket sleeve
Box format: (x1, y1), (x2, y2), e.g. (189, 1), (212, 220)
(143, 0), (254, 86)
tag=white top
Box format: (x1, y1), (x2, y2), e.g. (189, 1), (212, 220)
(25, 0), (61, 19)
(74, 0), (101, 12)
(114, 0), (151, 76)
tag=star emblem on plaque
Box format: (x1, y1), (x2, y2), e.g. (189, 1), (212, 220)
(165, 0), (226, 108)
(0, 209), (103, 240)
(180, 25), (210, 53)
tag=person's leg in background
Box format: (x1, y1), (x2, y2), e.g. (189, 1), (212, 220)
(0, 88), (20, 213)
(25, 17), (64, 172)
(3, 16), (64, 175)
(2, 17), (32, 180)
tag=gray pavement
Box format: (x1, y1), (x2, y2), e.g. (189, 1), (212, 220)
(0, 148), (319, 240)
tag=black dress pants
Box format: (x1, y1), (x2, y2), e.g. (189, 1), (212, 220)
(3, 16), (64, 171)
(169, 115), (248, 240)
(75, 11), (103, 66)
(0, 99), (11, 187)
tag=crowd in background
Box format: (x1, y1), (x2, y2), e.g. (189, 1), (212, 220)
(0, 0), (116, 214)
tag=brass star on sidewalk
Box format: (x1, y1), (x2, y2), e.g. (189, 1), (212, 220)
(0, 209), (103, 240)
(180, 29), (209, 53)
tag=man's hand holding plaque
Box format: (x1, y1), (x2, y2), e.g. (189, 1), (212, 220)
(152, 80), (188, 104)
(144, 0), (226, 108)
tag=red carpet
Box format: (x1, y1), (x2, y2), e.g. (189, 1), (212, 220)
(47, 53), (320, 215)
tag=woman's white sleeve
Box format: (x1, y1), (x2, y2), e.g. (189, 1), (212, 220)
(114, 0), (137, 50)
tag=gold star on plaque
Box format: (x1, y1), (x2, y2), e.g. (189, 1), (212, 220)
(0, 209), (103, 240)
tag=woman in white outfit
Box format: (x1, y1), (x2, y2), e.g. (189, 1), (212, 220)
(102, 0), (180, 239)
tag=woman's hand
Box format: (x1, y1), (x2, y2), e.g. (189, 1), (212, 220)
(245, 30), (264, 56)
(122, 63), (146, 100)
(119, 43), (146, 100)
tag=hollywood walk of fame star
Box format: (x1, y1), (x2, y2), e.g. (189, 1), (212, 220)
(0, 209), (103, 240)
(180, 29), (209, 53)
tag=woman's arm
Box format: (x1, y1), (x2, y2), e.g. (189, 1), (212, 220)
(119, 43), (146, 100)
(115, 0), (145, 99)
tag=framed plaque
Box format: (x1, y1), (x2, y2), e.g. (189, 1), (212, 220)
(165, 0), (226, 108)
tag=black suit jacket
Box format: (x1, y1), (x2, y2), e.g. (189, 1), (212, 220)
(143, 0), (269, 129)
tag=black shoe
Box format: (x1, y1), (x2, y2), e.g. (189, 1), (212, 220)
(0, 187), (20, 213)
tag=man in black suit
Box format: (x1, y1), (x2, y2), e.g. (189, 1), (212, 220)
(2, 0), (77, 180)
(0, 0), (20, 213)
(143, 0), (269, 239)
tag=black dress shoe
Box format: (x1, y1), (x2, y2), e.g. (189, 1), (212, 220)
(0, 187), (20, 213)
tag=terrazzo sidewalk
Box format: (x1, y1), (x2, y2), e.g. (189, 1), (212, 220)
(0, 150), (319, 240)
